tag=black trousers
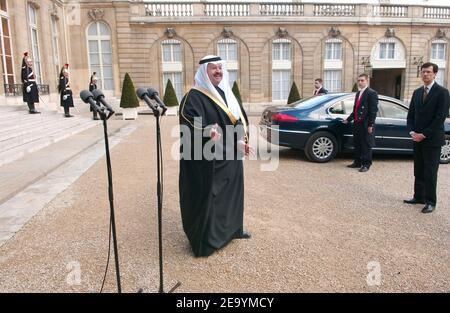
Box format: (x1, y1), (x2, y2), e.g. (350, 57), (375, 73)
(413, 143), (441, 205)
(353, 123), (373, 167)
(27, 102), (36, 112)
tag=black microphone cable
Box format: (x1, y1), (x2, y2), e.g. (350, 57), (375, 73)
(100, 215), (112, 293)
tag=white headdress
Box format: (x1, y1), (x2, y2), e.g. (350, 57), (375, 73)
(195, 55), (241, 120)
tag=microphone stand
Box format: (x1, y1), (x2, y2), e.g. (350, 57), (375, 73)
(142, 100), (181, 294)
(97, 103), (122, 293)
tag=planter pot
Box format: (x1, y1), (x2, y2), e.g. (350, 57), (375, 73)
(165, 106), (179, 116)
(122, 107), (138, 120)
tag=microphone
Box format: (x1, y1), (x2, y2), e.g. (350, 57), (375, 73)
(136, 88), (159, 112)
(80, 90), (103, 115)
(92, 89), (115, 120)
(147, 88), (167, 115)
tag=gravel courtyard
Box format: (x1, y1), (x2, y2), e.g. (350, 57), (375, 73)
(0, 116), (448, 293)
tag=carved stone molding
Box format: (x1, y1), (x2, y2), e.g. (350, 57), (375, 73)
(329, 27), (341, 38)
(28, 0), (40, 10)
(50, 3), (59, 20)
(385, 27), (395, 38)
(88, 8), (105, 21)
(165, 28), (177, 39)
(276, 27), (288, 38)
(436, 28), (447, 39)
(222, 27), (233, 38)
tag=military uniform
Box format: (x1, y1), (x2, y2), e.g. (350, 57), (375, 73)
(21, 55), (40, 114)
(59, 74), (74, 117)
(89, 75), (99, 120)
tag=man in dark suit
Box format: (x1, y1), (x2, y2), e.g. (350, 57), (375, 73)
(313, 78), (328, 95)
(404, 62), (450, 213)
(343, 74), (379, 172)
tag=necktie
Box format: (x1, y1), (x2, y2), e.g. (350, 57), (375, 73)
(422, 86), (428, 103)
(354, 91), (363, 121)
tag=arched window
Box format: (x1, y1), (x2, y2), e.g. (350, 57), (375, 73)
(161, 39), (183, 101)
(371, 37), (406, 69)
(28, 4), (42, 84)
(87, 22), (114, 90)
(272, 38), (292, 101)
(217, 38), (238, 87)
(324, 38), (343, 92)
(0, 0), (14, 86)
(430, 39), (447, 86)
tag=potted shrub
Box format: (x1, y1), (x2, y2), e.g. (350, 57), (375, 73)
(120, 73), (140, 120)
(232, 81), (243, 106)
(163, 79), (179, 116)
(287, 81), (301, 105)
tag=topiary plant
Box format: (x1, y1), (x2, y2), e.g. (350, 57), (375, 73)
(351, 82), (358, 92)
(120, 73), (140, 108)
(232, 81), (243, 106)
(287, 81), (301, 104)
(163, 79), (179, 107)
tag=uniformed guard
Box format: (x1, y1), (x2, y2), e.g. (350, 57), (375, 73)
(21, 52), (40, 114)
(59, 68), (74, 118)
(89, 72), (99, 120)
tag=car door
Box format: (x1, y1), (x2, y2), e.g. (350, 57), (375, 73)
(327, 96), (354, 149)
(327, 96), (383, 150)
(376, 99), (413, 151)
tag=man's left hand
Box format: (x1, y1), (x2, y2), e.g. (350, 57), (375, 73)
(368, 126), (373, 134)
(412, 133), (426, 142)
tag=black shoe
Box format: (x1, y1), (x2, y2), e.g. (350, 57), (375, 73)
(65, 114), (74, 118)
(234, 231), (251, 240)
(403, 198), (425, 205)
(93, 116), (100, 120)
(347, 163), (360, 168)
(29, 110), (41, 114)
(421, 204), (436, 214)
(359, 166), (369, 172)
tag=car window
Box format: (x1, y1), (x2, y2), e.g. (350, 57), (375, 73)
(288, 94), (347, 109)
(379, 100), (408, 119)
(329, 97), (354, 115)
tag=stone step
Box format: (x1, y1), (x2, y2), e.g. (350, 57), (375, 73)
(0, 113), (62, 137)
(0, 106), (59, 126)
(0, 119), (99, 167)
(0, 115), (88, 143)
(0, 117), (98, 153)
(0, 114), (52, 128)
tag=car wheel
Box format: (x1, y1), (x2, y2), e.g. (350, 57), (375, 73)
(440, 135), (450, 164)
(304, 131), (338, 163)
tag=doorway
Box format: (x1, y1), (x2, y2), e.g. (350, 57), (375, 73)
(370, 69), (404, 99)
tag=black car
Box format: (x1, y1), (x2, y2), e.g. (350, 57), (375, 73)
(260, 93), (450, 163)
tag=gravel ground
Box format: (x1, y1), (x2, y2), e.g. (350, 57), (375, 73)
(0, 116), (448, 293)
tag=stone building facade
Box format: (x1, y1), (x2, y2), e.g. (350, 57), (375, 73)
(1, 0), (450, 109)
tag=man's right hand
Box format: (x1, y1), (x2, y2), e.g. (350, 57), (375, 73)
(342, 119), (349, 124)
(26, 85), (31, 93)
(210, 123), (221, 142)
